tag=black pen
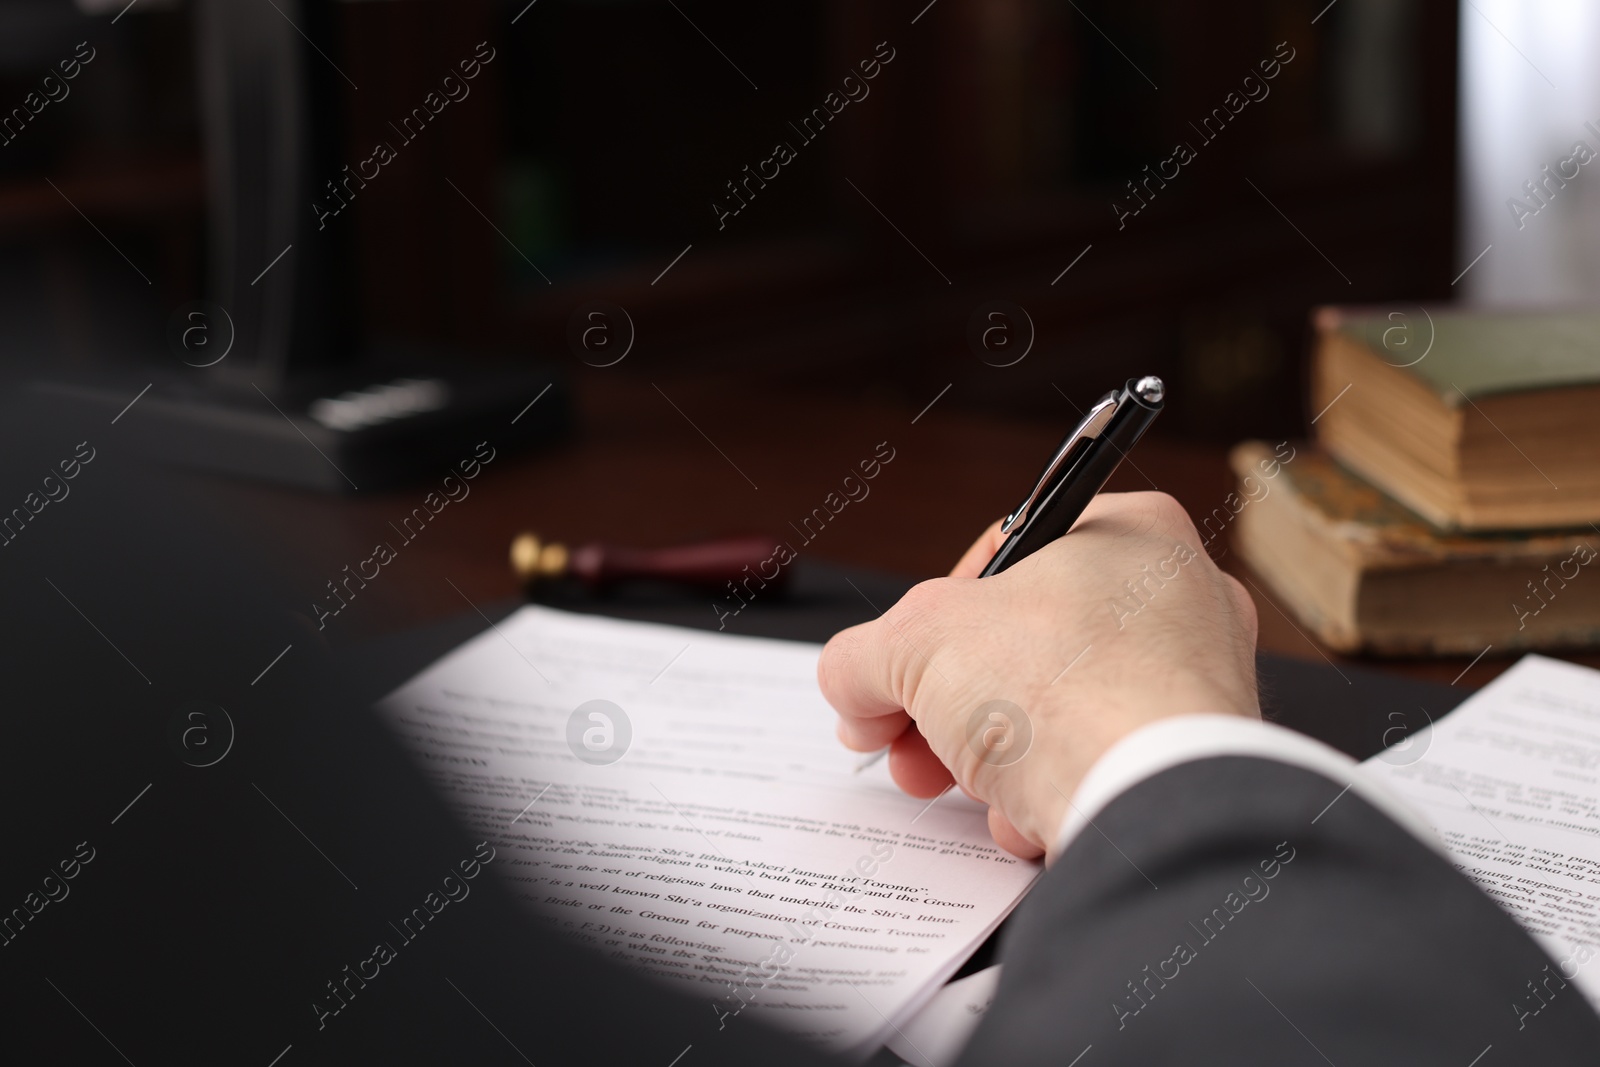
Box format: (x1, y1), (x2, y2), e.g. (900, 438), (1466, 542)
(979, 375), (1165, 576)
(853, 376), (1165, 773)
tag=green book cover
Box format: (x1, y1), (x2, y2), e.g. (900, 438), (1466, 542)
(1333, 307), (1600, 403)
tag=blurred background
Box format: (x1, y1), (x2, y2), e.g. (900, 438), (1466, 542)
(0, 0), (1466, 432)
(0, 0), (1589, 679)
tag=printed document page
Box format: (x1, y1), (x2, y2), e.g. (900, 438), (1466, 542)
(1365, 655), (1600, 1014)
(374, 605), (1038, 1056)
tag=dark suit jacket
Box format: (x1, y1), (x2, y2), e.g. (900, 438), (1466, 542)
(961, 756), (1600, 1065)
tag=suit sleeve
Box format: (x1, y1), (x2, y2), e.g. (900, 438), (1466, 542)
(959, 745), (1600, 1065)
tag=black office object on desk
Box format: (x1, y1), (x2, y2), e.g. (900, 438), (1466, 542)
(26, 0), (569, 492)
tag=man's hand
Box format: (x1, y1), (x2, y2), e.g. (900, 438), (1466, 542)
(818, 492), (1260, 859)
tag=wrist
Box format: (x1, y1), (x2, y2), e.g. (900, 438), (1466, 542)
(990, 680), (1261, 851)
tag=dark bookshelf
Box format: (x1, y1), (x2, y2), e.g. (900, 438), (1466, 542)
(492, 0), (1458, 442)
(0, 0), (1457, 445)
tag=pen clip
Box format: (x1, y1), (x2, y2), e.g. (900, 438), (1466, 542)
(1000, 390), (1119, 535)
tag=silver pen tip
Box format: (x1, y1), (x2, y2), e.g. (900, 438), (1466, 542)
(1134, 375), (1165, 405)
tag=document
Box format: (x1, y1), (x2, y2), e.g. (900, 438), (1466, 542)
(375, 606), (1038, 1057)
(1364, 655), (1600, 1012)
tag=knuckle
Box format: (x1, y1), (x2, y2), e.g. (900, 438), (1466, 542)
(817, 628), (866, 703)
(816, 635), (846, 696)
(1143, 490), (1190, 524)
(1139, 491), (1201, 544)
(1097, 491), (1193, 543)
(891, 578), (947, 630)
(1224, 573), (1259, 639)
(881, 580), (951, 709)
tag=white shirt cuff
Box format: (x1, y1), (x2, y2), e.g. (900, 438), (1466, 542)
(1048, 714), (1443, 864)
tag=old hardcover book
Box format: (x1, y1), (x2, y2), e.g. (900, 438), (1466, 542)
(1310, 305), (1600, 530)
(1229, 441), (1600, 655)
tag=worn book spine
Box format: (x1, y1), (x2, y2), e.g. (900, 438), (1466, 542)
(1228, 441), (1600, 656)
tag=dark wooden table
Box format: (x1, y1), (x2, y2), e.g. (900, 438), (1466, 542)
(206, 373), (1600, 689)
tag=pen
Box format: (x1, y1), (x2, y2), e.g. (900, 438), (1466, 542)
(853, 375), (1165, 773)
(978, 374), (1165, 576)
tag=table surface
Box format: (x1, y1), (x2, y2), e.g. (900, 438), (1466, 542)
(207, 373), (1600, 689)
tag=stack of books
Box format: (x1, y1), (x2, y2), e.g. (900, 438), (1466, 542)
(1231, 305), (1600, 655)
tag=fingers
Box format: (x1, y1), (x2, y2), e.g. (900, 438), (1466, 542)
(831, 703), (911, 752)
(879, 728), (1038, 863)
(822, 517), (1002, 752)
(818, 618), (915, 751)
(948, 518), (1008, 579)
(819, 578), (950, 755)
(988, 806), (1045, 860)
(887, 725), (955, 798)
